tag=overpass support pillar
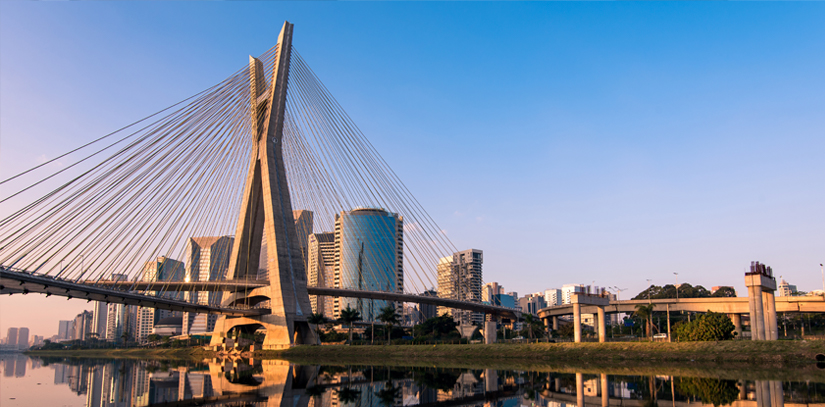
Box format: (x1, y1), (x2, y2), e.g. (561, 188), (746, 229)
(600, 373), (609, 407)
(576, 372), (584, 407)
(573, 303), (582, 343)
(730, 314), (742, 338)
(764, 291), (778, 340)
(552, 316), (558, 331)
(748, 284), (765, 340)
(484, 320), (497, 344)
(597, 306), (606, 343)
(746, 264), (777, 341)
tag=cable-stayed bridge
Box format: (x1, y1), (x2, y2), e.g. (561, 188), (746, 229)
(0, 21), (517, 348)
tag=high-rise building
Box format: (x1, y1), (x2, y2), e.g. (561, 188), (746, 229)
(5, 328), (18, 348)
(307, 232), (335, 317)
(92, 301), (108, 340)
(57, 320), (73, 341)
(182, 236), (233, 335)
(420, 289), (438, 320)
(778, 279), (798, 297)
(518, 293), (546, 315)
(544, 289), (562, 306)
(135, 256), (185, 342)
(333, 207), (404, 321)
(106, 302), (136, 342)
(259, 210), (314, 280)
(561, 284), (584, 305)
(15, 328), (29, 350)
(73, 311), (93, 341)
(437, 249), (483, 325)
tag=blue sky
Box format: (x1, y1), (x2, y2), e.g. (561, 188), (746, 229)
(1, 2), (823, 336)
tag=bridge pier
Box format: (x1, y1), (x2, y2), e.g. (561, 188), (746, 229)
(746, 262), (777, 341)
(484, 320), (497, 344)
(729, 313), (742, 338)
(552, 316), (558, 331)
(571, 294), (610, 343)
(573, 303), (582, 343)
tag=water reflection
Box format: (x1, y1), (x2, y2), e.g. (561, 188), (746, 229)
(0, 354), (823, 407)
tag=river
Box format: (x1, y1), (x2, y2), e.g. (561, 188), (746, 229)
(1, 353), (823, 407)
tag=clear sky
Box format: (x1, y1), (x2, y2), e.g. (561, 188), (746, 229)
(1, 2), (823, 338)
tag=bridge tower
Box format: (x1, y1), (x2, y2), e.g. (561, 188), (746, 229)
(211, 21), (318, 349)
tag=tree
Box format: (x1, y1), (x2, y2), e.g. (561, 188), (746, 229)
(674, 311), (735, 341)
(377, 306), (400, 345)
(711, 287), (737, 298)
(308, 312), (328, 342)
(634, 304), (655, 339)
(375, 382), (401, 406)
(339, 306), (362, 344)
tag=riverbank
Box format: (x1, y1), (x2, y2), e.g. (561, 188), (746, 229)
(264, 340), (825, 366)
(28, 340), (825, 366)
(26, 347), (211, 360)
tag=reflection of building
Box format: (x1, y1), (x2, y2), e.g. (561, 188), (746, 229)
(437, 249), (483, 325)
(308, 232), (335, 317)
(182, 236), (233, 335)
(333, 208), (404, 321)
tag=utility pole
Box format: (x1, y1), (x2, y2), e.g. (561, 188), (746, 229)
(820, 264), (824, 297)
(646, 279), (652, 304)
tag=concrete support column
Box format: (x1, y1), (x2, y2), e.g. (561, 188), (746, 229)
(552, 316), (559, 331)
(666, 304), (672, 342)
(764, 291), (778, 340)
(576, 373), (584, 407)
(573, 303), (582, 343)
(730, 314), (742, 338)
(760, 381), (771, 407)
(598, 306), (606, 343)
(484, 320), (497, 344)
(749, 285), (765, 340)
(484, 369), (498, 392)
(600, 373), (609, 407)
(738, 381), (746, 400)
(771, 381), (784, 407)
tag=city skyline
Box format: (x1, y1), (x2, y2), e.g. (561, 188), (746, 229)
(2, 3), (824, 335)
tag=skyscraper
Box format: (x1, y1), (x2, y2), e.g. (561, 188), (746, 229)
(437, 249), (483, 325)
(307, 232), (335, 317)
(16, 328), (29, 349)
(5, 328), (18, 348)
(135, 256), (185, 342)
(72, 311), (93, 341)
(57, 320), (73, 341)
(259, 210), (314, 280)
(182, 236), (233, 335)
(333, 207), (403, 321)
(92, 301), (108, 340)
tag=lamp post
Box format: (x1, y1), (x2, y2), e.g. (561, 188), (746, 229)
(646, 279), (652, 304)
(673, 272), (679, 301)
(820, 264), (824, 297)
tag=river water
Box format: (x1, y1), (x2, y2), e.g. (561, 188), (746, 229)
(1, 353), (823, 407)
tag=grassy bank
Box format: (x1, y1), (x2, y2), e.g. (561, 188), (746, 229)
(26, 347), (213, 360)
(263, 340), (825, 367)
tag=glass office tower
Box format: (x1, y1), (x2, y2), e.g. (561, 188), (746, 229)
(333, 207), (403, 321)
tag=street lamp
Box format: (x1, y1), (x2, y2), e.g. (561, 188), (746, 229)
(673, 272), (679, 301)
(820, 264), (824, 297)
(646, 279), (652, 304)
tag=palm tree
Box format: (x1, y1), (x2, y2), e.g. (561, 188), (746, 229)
(340, 306), (362, 344)
(523, 314), (544, 342)
(377, 305), (400, 345)
(336, 387), (360, 405)
(634, 304), (655, 340)
(308, 312), (328, 343)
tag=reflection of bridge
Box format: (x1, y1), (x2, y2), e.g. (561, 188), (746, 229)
(0, 21), (513, 348)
